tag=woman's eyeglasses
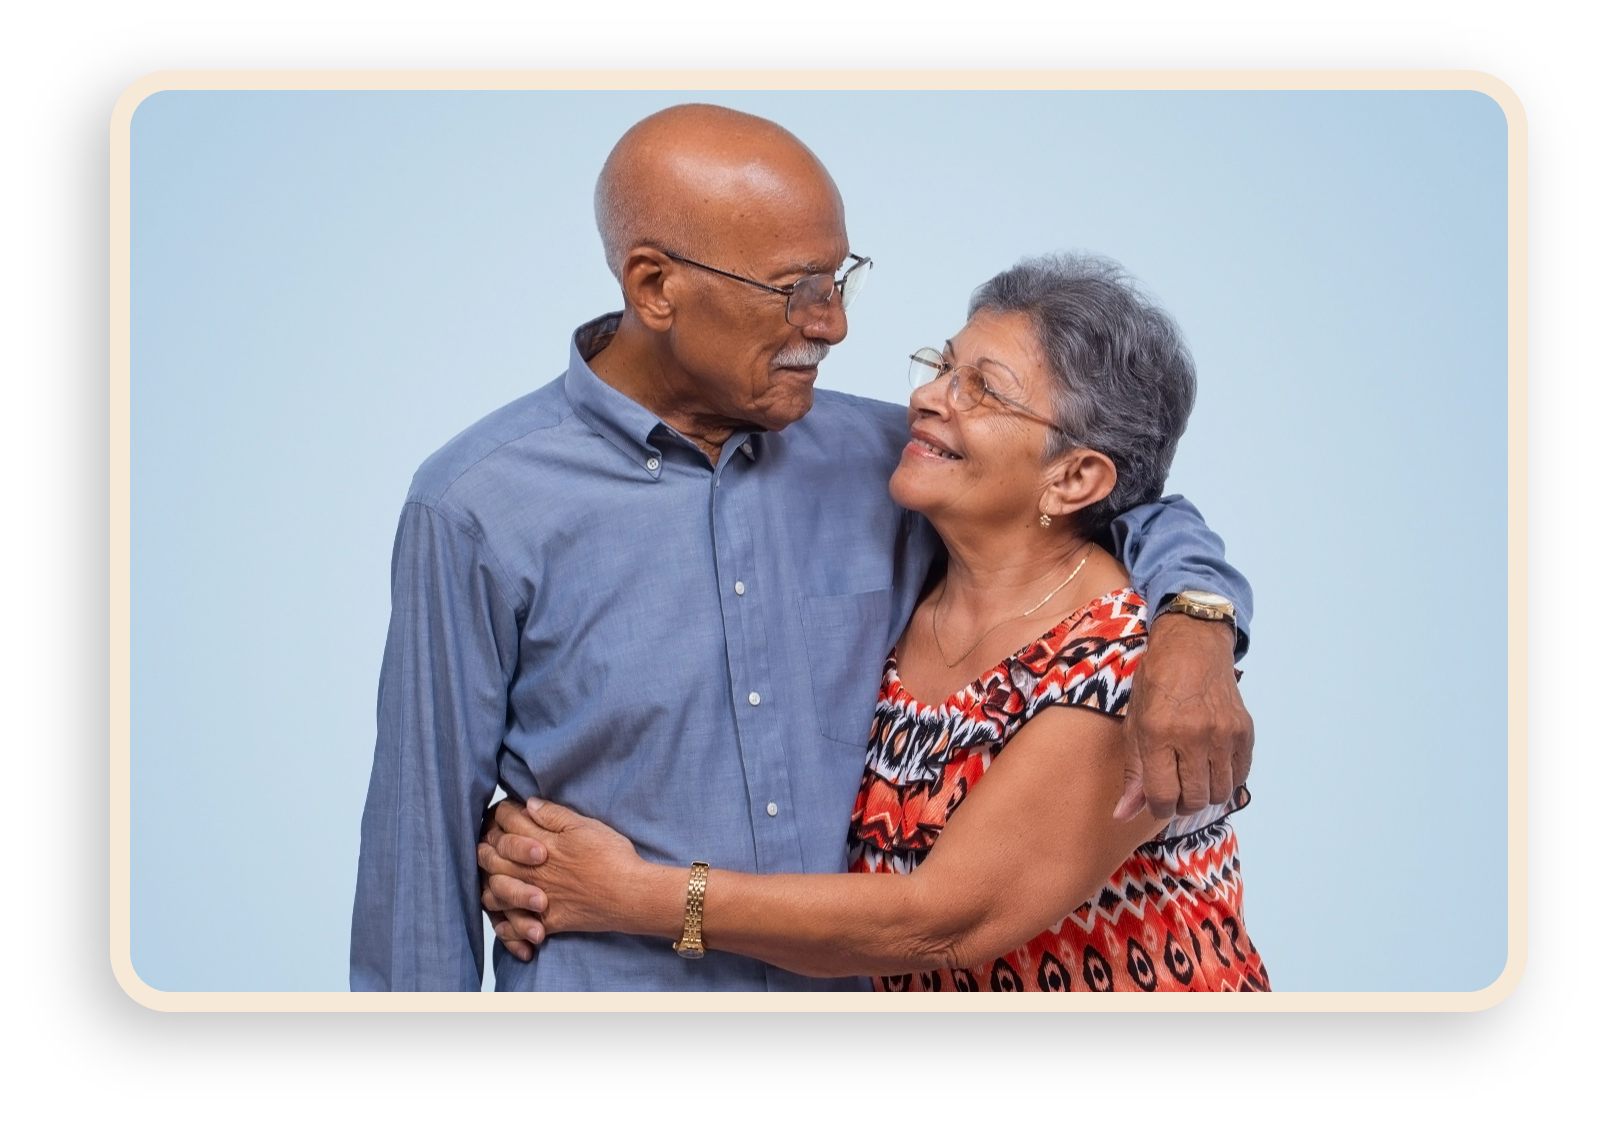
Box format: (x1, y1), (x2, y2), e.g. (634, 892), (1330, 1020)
(908, 347), (1064, 432)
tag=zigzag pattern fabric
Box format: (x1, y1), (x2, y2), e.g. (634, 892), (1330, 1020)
(847, 587), (1270, 992)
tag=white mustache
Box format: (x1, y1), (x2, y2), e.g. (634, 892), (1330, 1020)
(772, 341), (831, 368)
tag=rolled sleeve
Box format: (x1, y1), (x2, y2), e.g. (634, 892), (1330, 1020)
(1109, 494), (1254, 658)
(350, 501), (521, 991)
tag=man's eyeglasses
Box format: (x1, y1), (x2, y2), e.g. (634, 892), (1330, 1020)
(664, 251), (872, 327)
(908, 347), (1064, 432)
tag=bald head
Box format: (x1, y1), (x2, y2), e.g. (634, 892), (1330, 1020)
(595, 104), (844, 280)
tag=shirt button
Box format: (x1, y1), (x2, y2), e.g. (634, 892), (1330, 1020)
(645, 457), (660, 471)
(748, 691), (761, 706)
(766, 802), (779, 817)
(734, 581), (746, 596)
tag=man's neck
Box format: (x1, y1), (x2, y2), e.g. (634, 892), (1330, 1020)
(587, 313), (734, 465)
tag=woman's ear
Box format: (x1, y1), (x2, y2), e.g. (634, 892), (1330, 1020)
(619, 247), (677, 331)
(1040, 447), (1117, 520)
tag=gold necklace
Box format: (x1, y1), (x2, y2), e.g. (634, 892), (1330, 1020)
(931, 545), (1093, 669)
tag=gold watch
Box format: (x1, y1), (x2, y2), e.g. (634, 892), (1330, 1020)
(673, 862), (710, 959)
(1160, 590), (1237, 627)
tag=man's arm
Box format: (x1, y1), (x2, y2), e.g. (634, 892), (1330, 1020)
(1109, 494), (1255, 819)
(1109, 494), (1253, 654)
(350, 501), (519, 991)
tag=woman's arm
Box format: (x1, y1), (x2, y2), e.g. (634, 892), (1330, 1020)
(482, 704), (1165, 977)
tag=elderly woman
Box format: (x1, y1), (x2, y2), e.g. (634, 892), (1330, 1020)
(479, 253), (1267, 992)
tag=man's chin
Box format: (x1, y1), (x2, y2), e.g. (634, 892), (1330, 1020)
(754, 379), (817, 431)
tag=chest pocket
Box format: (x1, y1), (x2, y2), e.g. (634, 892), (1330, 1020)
(800, 589), (894, 746)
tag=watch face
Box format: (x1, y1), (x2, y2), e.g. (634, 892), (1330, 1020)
(676, 946), (705, 960)
(1181, 591), (1234, 611)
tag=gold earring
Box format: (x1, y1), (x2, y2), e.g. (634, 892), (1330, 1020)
(1038, 513), (1052, 528)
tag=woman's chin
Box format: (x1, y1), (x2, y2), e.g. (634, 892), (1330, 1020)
(888, 460), (941, 515)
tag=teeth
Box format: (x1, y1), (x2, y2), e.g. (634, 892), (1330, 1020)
(914, 437), (959, 460)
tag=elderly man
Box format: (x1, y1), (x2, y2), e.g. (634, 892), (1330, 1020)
(350, 104), (1253, 992)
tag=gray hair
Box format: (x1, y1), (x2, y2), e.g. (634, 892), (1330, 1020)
(968, 253), (1197, 534)
(594, 162), (685, 281)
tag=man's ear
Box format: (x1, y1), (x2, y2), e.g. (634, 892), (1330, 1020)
(1040, 447), (1117, 520)
(618, 247), (677, 331)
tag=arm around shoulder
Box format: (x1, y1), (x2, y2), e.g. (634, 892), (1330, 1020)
(1110, 495), (1252, 656)
(1111, 496), (1256, 820)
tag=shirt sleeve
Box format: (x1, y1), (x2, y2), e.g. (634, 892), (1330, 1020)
(350, 501), (521, 991)
(1107, 494), (1254, 658)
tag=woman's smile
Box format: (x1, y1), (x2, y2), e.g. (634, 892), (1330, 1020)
(906, 426), (963, 462)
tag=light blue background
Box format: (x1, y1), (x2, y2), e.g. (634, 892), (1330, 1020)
(130, 90), (1508, 993)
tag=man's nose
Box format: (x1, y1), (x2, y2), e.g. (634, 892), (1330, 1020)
(798, 300), (848, 345)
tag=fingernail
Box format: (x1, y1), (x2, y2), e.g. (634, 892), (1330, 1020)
(525, 797), (544, 810)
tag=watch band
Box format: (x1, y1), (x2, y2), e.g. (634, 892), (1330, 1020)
(1158, 590), (1237, 628)
(673, 861), (710, 959)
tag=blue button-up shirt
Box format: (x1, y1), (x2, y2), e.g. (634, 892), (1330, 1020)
(350, 313), (1253, 992)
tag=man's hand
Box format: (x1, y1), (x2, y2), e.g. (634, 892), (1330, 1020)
(1116, 612), (1253, 821)
(479, 800), (548, 963)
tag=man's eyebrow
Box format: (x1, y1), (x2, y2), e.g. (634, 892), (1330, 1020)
(776, 254), (850, 278)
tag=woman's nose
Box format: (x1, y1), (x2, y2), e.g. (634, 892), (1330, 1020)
(909, 373), (953, 415)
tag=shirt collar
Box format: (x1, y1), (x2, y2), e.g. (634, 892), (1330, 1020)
(562, 312), (668, 473)
(562, 311), (765, 471)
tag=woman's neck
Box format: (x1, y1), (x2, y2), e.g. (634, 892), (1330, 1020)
(933, 517), (1094, 623)
(896, 516), (1124, 702)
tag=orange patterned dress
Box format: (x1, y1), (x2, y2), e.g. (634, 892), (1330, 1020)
(847, 588), (1269, 992)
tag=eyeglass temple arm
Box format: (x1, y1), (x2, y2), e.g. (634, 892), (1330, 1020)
(665, 252), (794, 296)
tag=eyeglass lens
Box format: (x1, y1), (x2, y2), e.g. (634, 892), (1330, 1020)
(909, 349), (941, 389)
(908, 348), (987, 409)
(787, 258), (870, 325)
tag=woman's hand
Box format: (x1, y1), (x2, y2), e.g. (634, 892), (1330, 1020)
(478, 801), (545, 960)
(477, 797), (648, 956)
